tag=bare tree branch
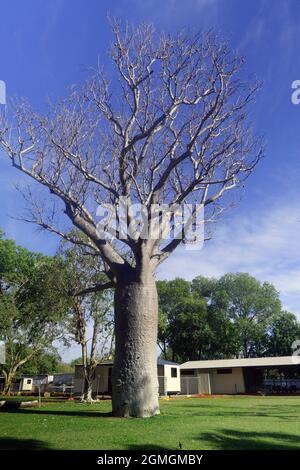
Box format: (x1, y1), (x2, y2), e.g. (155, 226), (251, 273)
(0, 22), (263, 274)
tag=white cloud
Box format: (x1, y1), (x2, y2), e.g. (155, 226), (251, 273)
(158, 196), (300, 317)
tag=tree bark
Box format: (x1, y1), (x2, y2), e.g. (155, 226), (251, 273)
(78, 313), (99, 403)
(81, 371), (94, 402)
(3, 371), (14, 396)
(112, 267), (159, 418)
(79, 342), (95, 402)
(85, 379), (93, 402)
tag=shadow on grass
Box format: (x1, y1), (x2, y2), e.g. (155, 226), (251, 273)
(0, 437), (51, 450)
(173, 402), (299, 411)
(167, 403), (300, 420)
(0, 408), (113, 418)
(170, 411), (300, 421)
(198, 429), (300, 450)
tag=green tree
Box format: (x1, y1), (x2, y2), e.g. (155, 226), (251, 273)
(56, 362), (75, 374)
(168, 297), (211, 361)
(212, 273), (282, 357)
(158, 277), (237, 361)
(158, 274), (291, 361)
(70, 357), (84, 368)
(0, 233), (71, 394)
(0, 230), (40, 288)
(19, 350), (61, 375)
(267, 311), (300, 357)
(191, 275), (217, 301)
(157, 278), (191, 359)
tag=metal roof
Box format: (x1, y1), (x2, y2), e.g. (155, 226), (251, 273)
(157, 358), (179, 366)
(76, 358), (179, 368)
(180, 356), (300, 370)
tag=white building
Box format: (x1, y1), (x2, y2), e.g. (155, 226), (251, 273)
(180, 356), (300, 395)
(157, 358), (181, 395)
(74, 358), (181, 397)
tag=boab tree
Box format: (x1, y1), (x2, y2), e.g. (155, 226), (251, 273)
(0, 22), (262, 417)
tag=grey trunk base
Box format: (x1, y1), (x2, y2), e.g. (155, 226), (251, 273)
(112, 272), (160, 418)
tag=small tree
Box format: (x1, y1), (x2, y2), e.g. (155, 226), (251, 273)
(60, 236), (114, 402)
(0, 22), (262, 416)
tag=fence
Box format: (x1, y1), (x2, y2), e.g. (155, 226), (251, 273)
(0, 379), (74, 396)
(46, 384), (74, 396)
(180, 374), (211, 395)
(262, 378), (300, 394)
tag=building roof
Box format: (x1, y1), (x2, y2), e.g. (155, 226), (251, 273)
(53, 373), (74, 377)
(180, 356), (300, 370)
(98, 360), (114, 365)
(157, 358), (179, 366)
(74, 360), (114, 368)
(76, 358), (179, 368)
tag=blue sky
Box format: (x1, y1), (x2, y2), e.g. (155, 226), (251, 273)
(1, 0), (300, 359)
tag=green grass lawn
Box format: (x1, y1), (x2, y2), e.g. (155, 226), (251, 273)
(0, 396), (299, 450)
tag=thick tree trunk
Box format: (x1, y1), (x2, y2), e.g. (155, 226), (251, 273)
(112, 268), (159, 418)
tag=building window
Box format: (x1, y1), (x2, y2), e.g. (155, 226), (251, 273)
(181, 370), (195, 376)
(171, 368), (178, 378)
(26, 379), (32, 384)
(217, 369), (232, 374)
